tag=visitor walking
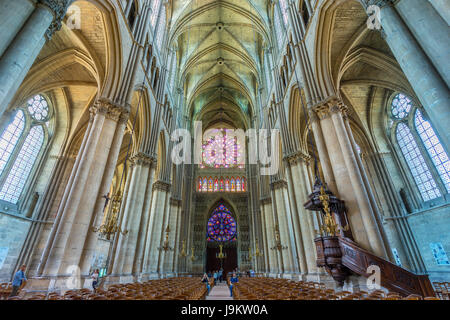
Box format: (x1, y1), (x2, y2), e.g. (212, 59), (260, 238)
(229, 273), (239, 297)
(91, 269), (99, 292)
(9, 265), (27, 298)
(202, 273), (211, 294)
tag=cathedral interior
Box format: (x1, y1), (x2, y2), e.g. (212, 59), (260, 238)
(0, 0), (449, 300)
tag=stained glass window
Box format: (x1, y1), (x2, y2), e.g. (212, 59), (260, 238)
(391, 93), (412, 119)
(0, 125), (44, 203)
(207, 204), (237, 242)
(236, 178), (241, 192)
(415, 109), (450, 193)
(220, 178), (224, 192)
(265, 56), (272, 92)
(396, 123), (441, 201)
(208, 177), (213, 192)
(200, 129), (243, 168)
(225, 178), (230, 192)
(150, 0), (161, 29)
(27, 95), (49, 121)
(0, 110), (25, 176)
(156, 3), (166, 52)
(198, 176), (247, 192)
(274, 8), (284, 50)
(278, 0), (289, 26)
(214, 178), (219, 192)
(0, 94), (50, 205)
(202, 177), (207, 192)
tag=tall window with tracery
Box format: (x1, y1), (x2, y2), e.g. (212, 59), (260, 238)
(0, 94), (51, 204)
(390, 93), (448, 202)
(274, 7), (284, 51)
(150, 0), (161, 29)
(156, 3), (166, 52)
(278, 0), (289, 26)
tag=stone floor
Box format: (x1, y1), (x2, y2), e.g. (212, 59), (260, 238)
(205, 283), (234, 300)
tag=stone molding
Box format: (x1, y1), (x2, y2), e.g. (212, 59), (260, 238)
(361, 0), (398, 9)
(130, 152), (156, 168)
(38, 0), (73, 39)
(153, 180), (171, 192)
(270, 179), (288, 190)
(90, 98), (130, 123)
(311, 96), (348, 120)
(170, 197), (182, 207)
(284, 151), (311, 166)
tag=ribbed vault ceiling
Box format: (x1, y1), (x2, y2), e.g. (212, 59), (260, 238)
(170, 0), (270, 128)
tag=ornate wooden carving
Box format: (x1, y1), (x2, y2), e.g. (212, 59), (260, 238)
(314, 236), (350, 286)
(314, 236), (435, 297)
(339, 237), (435, 297)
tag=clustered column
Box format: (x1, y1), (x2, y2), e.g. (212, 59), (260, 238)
(0, 0), (73, 116)
(38, 98), (129, 278)
(312, 98), (389, 259)
(365, 0), (450, 151)
(110, 153), (156, 280)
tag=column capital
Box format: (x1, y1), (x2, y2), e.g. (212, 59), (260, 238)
(260, 197), (272, 206)
(153, 180), (171, 192)
(311, 96), (348, 119)
(90, 98), (130, 122)
(170, 197), (182, 207)
(284, 151), (311, 166)
(270, 179), (288, 190)
(130, 152), (157, 168)
(38, 0), (74, 39)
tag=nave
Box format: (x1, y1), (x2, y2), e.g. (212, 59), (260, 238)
(1, 277), (448, 300)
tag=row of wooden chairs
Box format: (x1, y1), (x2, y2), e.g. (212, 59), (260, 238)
(6, 277), (209, 300)
(232, 278), (442, 300)
(433, 282), (449, 300)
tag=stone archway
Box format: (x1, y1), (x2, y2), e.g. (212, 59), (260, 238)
(205, 202), (239, 276)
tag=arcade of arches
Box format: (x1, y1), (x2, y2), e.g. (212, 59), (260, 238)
(0, 0), (448, 295)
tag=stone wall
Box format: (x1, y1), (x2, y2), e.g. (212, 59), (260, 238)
(407, 203), (450, 282)
(0, 213), (31, 281)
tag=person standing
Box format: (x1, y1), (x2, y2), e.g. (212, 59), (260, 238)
(201, 273), (210, 294)
(213, 270), (218, 286)
(229, 273), (239, 297)
(9, 265), (27, 298)
(91, 269), (99, 292)
(218, 268), (223, 283)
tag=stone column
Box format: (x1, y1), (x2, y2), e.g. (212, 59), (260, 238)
(110, 153), (156, 279)
(309, 110), (338, 194)
(142, 180), (171, 277)
(288, 154), (318, 274)
(160, 198), (180, 275)
(259, 202), (269, 274)
(40, 99), (126, 277)
(272, 181), (295, 274)
(285, 159), (307, 274)
(395, 0), (450, 87)
(0, 0), (35, 57)
(262, 199), (278, 274)
(0, 0), (72, 116)
(429, 0), (450, 25)
(329, 103), (388, 258)
(370, 0), (450, 150)
(315, 102), (371, 251)
(79, 109), (129, 274)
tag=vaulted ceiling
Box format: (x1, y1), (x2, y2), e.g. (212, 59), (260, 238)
(169, 0), (271, 129)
